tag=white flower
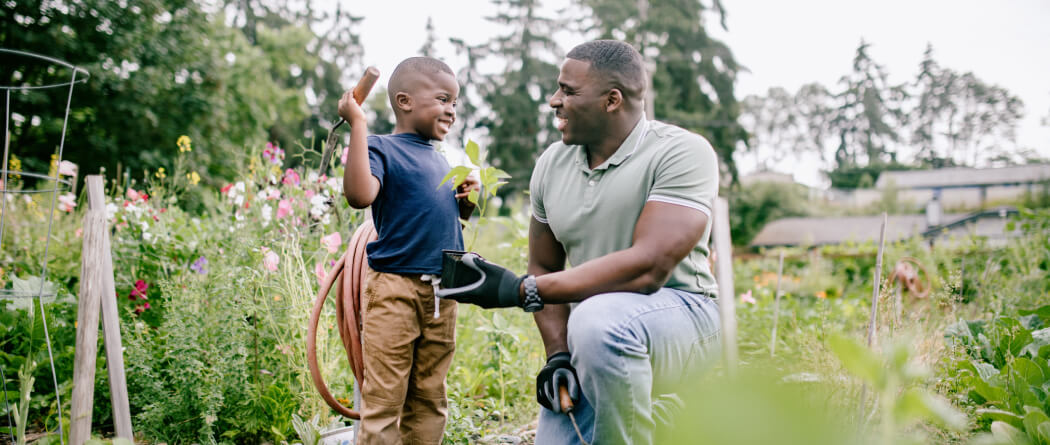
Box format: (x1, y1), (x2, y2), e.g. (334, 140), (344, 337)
(57, 193), (77, 212)
(58, 160), (78, 177)
(106, 202), (119, 220)
(307, 171), (320, 183)
(261, 204), (273, 227)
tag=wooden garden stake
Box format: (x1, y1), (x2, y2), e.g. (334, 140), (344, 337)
(893, 282), (902, 331)
(713, 197), (738, 375)
(70, 176), (133, 444)
(770, 249), (785, 357)
(858, 212), (888, 424)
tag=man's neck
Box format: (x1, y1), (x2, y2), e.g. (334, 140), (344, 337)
(585, 112), (644, 169)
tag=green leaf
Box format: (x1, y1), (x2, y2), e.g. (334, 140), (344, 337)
(1018, 305), (1050, 322)
(465, 139), (480, 166)
(1010, 358), (1046, 386)
(438, 165), (473, 190)
(895, 388), (967, 431)
(467, 189), (479, 205)
(827, 335), (884, 386)
(1022, 408), (1050, 443)
(1022, 328), (1050, 359)
(989, 421), (1029, 444)
(979, 408), (1025, 429)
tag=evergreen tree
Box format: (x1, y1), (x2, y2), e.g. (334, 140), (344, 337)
(420, 17), (438, 57)
(449, 37), (491, 142)
(480, 0), (562, 196)
(576, 0), (746, 182)
(828, 40), (907, 170)
(910, 44), (1024, 167)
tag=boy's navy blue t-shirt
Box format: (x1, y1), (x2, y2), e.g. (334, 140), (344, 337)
(365, 132), (464, 274)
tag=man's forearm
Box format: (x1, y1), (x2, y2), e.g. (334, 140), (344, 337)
(534, 246), (672, 304)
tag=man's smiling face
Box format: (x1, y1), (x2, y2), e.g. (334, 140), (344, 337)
(549, 58), (609, 147)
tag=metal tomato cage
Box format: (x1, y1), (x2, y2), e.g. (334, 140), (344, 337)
(1, 48), (90, 444)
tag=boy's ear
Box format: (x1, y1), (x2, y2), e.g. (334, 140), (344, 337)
(605, 88), (624, 112)
(394, 92), (412, 113)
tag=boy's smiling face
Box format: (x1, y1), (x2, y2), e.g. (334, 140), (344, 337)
(401, 71), (459, 141)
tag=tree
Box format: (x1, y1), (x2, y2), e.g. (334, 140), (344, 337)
(1, 0), (295, 180)
(828, 40), (907, 170)
(480, 0), (562, 196)
(419, 17), (438, 57)
(220, 0), (364, 162)
(449, 37), (491, 142)
(738, 83), (832, 169)
(576, 0), (747, 182)
(910, 44), (1025, 167)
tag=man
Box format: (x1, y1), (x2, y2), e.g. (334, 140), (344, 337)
(438, 40), (721, 444)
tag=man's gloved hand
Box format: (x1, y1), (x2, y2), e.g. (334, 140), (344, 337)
(536, 352), (580, 413)
(436, 252), (523, 309)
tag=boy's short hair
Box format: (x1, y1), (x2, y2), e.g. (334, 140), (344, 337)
(566, 40), (646, 101)
(388, 57), (455, 108)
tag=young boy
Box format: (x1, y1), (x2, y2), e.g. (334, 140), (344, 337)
(337, 57), (476, 444)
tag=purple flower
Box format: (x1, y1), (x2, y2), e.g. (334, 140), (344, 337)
(190, 256), (208, 275)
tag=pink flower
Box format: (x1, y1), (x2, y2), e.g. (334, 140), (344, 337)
(75, 228), (83, 238)
(740, 290), (756, 305)
(304, 189), (315, 199)
(321, 232), (342, 254)
(276, 199), (292, 219)
(58, 160), (78, 177)
(314, 262), (327, 285)
(126, 189), (148, 203)
(340, 146), (349, 164)
(282, 169), (300, 187)
(221, 183), (234, 194)
(263, 142), (285, 165)
(262, 248), (280, 272)
(129, 279), (149, 300)
(57, 193), (76, 212)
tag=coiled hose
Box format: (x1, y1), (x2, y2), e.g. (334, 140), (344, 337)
(307, 220), (376, 419)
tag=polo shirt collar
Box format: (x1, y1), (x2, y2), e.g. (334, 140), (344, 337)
(575, 114), (650, 172)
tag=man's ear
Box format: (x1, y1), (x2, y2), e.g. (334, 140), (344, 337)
(605, 88), (624, 112)
(395, 92), (412, 113)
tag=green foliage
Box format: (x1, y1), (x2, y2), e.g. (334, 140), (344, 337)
(728, 181), (809, 246)
(479, 0), (561, 197)
(577, 0), (746, 181)
(944, 306), (1050, 444)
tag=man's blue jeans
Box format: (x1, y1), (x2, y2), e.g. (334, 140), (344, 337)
(534, 288), (721, 445)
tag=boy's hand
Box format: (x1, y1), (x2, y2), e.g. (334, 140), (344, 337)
(337, 90), (367, 123)
(455, 176), (480, 201)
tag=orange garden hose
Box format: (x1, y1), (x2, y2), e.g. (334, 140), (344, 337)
(307, 220), (377, 419)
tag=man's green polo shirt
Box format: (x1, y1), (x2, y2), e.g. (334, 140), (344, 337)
(530, 116), (720, 296)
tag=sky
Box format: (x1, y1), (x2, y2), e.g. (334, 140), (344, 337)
(339, 0), (1050, 186)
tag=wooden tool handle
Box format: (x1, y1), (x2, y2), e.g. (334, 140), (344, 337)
(559, 385), (574, 412)
(352, 66), (380, 104)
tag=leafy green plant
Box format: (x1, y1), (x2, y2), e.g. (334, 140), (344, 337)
(829, 335), (967, 445)
(944, 305), (1050, 444)
(439, 139), (510, 251)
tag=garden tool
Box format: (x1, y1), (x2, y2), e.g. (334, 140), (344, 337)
(320, 66), (380, 175)
(306, 67), (382, 420)
(560, 385), (589, 445)
(307, 220), (376, 419)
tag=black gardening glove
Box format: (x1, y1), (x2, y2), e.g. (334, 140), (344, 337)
(536, 352), (580, 413)
(436, 251), (523, 309)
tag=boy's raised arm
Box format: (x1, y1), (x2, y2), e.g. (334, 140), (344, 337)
(338, 91), (380, 209)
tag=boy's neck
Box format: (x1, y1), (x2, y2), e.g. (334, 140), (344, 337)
(393, 122), (421, 138)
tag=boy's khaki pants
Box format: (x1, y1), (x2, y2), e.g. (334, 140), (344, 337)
(358, 269), (457, 445)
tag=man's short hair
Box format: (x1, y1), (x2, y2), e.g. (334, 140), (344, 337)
(566, 40), (646, 100)
(388, 56), (455, 105)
